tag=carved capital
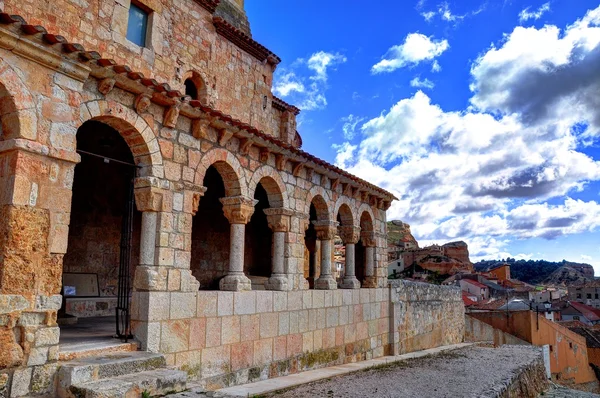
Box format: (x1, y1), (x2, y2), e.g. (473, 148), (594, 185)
(220, 196), (258, 224)
(339, 225), (361, 245)
(264, 208), (294, 232)
(164, 103), (181, 128)
(134, 187), (164, 212)
(98, 77), (116, 95)
(361, 231), (376, 247)
(187, 186), (207, 216)
(296, 212), (311, 232)
(313, 220), (339, 240)
(135, 93), (152, 114)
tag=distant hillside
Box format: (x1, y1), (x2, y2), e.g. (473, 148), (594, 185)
(542, 266), (593, 286)
(474, 259), (595, 285)
(387, 220), (418, 247)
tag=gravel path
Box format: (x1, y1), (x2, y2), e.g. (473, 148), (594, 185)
(263, 345), (542, 398)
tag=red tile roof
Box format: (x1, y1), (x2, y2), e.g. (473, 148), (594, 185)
(570, 302), (600, 322)
(463, 279), (488, 289)
(0, 10), (397, 203)
(193, 0), (221, 13)
(462, 292), (477, 307)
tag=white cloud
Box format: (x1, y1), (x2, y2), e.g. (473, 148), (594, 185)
(335, 6), (600, 259)
(340, 114), (365, 140)
(421, 2), (484, 23)
(410, 76), (435, 89)
(372, 33), (449, 74)
(273, 51), (346, 111)
(431, 60), (442, 72)
(273, 72), (304, 97)
(421, 11), (436, 21)
(582, 254), (593, 261)
(519, 2), (551, 22)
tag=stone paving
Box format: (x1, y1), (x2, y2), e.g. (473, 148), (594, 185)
(541, 385), (600, 397)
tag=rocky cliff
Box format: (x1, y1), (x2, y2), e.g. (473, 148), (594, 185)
(388, 220), (419, 248)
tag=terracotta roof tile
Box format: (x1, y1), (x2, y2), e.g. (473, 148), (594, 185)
(213, 16), (280, 65)
(193, 0), (221, 13)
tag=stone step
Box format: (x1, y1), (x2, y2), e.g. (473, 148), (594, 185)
(59, 341), (139, 361)
(58, 351), (167, 396)
(69, 368), (187, 398)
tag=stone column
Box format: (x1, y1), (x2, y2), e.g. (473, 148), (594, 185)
(339, 226), (361, 289)
(362, 231), (377, 288)
(219, 196), (257, 291)
(264, 208), (293, 291)
(313, 221), (339, 290)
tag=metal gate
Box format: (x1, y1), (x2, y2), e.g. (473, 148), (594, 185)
(116, 172), (135, 341)
(77, 150), (137, 341)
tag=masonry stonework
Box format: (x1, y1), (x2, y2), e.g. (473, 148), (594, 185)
(0, 1), (467, 396)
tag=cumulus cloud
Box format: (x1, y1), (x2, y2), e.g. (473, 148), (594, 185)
(273, 51), (346, 111)
(421, 2), (485, 24)
(335, 5), (600, 259)
(372, 33), (449, 74)
(410, 76), (435, 89)
(519, 2), (551, 22)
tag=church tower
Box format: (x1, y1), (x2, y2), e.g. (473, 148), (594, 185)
(215, 0), (251, 36)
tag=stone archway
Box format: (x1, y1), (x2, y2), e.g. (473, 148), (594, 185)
(357, 210), (376, 287)
(191, 151), (246, 289)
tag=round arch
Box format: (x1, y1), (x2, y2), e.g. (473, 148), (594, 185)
(0, 57), (36, 141)
(182, 70), (209, 105)
(195, 148), (247, 197)
(305, 185), (333, 221)
(248, 165), (288, 208)
(80, 100), (162, 177)
(358, 206), (375, 232)
(334, 196), (358, 227)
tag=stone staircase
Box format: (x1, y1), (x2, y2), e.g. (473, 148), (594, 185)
(57, 351), (187, 397)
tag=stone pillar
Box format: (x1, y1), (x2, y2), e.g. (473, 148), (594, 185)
(313, 221), (338, 290)
(339, 226), (361, 289)
(362, 231), (377, 288)
(264, 208), (293, 291)
(219, 196), (257, 291)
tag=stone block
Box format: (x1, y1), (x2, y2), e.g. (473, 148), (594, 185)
(27, 347), (48, 366)
(240, 315), (259, 342)
(217, 292), (233, 316)
(256, 292), (273, 313)
(312, 291), (324, 309)
(326, 307), (339, 328)
(273, 292), (287, 312)
(302, 332), (313, 353)
(205, 317), (221, 348)
(17, 312), (45, 326)
(131, 321), (161, 353)
(35, 295), (62, 311)
(302, 291), (312, 309)
(324, 291), (333, 307)
(234, 292), (256, 315)
(189, 318), (206, 350)
(287, 291), (302, 311)
(167, 269), (181, 291)
(10, 367), (32, 398)
(336, 326), (345, 346)
(202, 345), (231, 378)
(253, 339), (273, 366)
(197, 292), (218, 317)
(160, 320), (190, 353)
(323, 328), (335, 349)
(313, 329), (323, 351)
(30, 363), (58, 394)
(34, 327), (59, 346)
(231, 341), (253, 371)
(298, 310), (308, 333)
(136, 292), (170, 322)
(289, 311), (299, 334)
(259, 313), (278, 339)
(339, 306), (349, 326)
(222, 316), (241, 345)
(273, 335), (287, 361)
(0, 295), (30, 314)
(170, 292), (196, 319)
(286, 334), (302, 357)
(278, 312), (289, 336)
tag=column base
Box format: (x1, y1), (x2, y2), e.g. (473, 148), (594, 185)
(315, 275), (338, 290)
(362, 276), (378, 288)
(219, 274), (252, 291)
(265, 275), (290, 291)
(340, 276), (361, 289)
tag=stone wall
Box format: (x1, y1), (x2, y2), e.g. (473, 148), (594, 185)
(465, 314), (529, 346)
(389, 280), (465, 355)
(139, 288), (392, 389)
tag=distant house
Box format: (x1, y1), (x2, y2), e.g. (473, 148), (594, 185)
(462, 292), (477, 307)
(568, 283), (600, 309)
(561, 301), (600, 326)
(564, 325), (600, 369)
(460, 279), (489, 301)
(486, 264), (511, 282)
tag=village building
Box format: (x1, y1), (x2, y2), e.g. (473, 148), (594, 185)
(0, 1), (471, 397)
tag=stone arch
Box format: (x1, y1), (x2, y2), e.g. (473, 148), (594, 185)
(195, 148), (247, 197)
(0, 56), (36, 141)
(182, 70), (209, 105)
(248, 165), (288, 208)
(305, 185), (332, 221)
(334, 196), (357, 227)
(80, 100), (162, 177)
(359, 205), (375, 232)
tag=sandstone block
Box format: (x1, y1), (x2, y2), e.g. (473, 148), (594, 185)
(170, 292), (196, 319)
(10, 367), (32, 398)
(221, 316), (241, 345)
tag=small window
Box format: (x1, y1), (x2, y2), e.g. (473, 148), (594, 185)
(588, 294), (592, 299)
(577, 294), (582, 299)
(549, 345), (553, 352)
(574, 316), (580, 321)
(127, 2), (149, 47)
(595, 294), (598, 299)
(569, 342), (573, 349)
(185, 79), (198, 100)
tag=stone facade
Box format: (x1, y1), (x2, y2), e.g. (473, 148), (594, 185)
(0, 0), (406, 396)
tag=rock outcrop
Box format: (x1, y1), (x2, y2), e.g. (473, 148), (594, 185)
(542, 266), (593, 286)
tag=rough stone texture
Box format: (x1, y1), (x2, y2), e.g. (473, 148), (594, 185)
(258, 345), (548, 398)
(390, 280), (465, 355)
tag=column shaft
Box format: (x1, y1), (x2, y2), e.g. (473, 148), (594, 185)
(139, 211), (157, 266)
(315, 238), (337, 289)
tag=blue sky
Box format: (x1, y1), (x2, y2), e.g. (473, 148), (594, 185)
(247, 1), (600, 274)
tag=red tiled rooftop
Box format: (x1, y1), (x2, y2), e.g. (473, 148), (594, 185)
(463, 279), (488, 289)
(569, 301), (600, 322)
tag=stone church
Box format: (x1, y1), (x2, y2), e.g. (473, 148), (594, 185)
(0, 1), (464, 396)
